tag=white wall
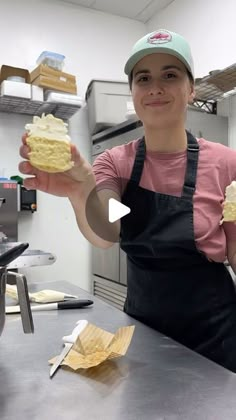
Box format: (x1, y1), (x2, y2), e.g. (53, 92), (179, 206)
(147, 0), (236, 149)
(0, 0), (145, 290)
(147, 0), (236, 79)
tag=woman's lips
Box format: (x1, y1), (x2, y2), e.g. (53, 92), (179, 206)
(145, 101), (170, 107)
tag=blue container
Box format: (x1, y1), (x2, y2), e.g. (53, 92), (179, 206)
(36, 51), (65, 71)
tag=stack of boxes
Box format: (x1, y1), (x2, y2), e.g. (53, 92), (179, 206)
(30, 65), (77, 95)
(0, 51), (77, 101)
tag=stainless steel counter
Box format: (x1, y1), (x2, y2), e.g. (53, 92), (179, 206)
(1, 281), (236, 420)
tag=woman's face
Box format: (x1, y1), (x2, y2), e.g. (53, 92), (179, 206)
(131, 53), (195, 130)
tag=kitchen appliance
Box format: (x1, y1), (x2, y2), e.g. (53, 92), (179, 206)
(0, 180), (57, 310)
(91, 110), (228, 311)
(86, 79), (132, 134)
(0, 180), (18, 241)
(0, 180), (54, 268)
(0, 242), (34, 336)
(0, 180), (37, 243)
(19, 185), (37, 212)
(0, 242), (56, 271)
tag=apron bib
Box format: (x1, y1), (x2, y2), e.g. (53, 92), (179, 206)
(120, 132), (236, 372)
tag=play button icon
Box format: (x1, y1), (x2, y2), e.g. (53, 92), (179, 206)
(108, 198), (130, 223)
(85, 178), (132, 242)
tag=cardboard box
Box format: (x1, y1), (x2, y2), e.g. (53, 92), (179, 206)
(32, 76), (77, 94)
(30, 64), (77, 94)
(0, 80), (31, 99)
(0, 65), (31, 99)
(0, 65), (30, 84)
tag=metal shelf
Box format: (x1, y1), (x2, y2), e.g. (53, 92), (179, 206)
(195, 63), (236, 102)
(0, 96), (81, 120)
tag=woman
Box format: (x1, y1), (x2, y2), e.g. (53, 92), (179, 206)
(19, 29), (236, 372)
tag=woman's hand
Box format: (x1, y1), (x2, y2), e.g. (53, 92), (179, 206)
(19, 134), (95, 199)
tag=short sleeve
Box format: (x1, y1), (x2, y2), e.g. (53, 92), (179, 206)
(93, 150), (122, 196)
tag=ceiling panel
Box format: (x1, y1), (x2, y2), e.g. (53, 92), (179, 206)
(45, 0), (175, 22)
(136, 0), (174, 22)
(61, 0), (95, 6)
(91, 0), (152, 20)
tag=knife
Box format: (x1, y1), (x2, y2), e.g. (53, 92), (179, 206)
(50, 319), (88, 378)
(6, 299), (93, 314)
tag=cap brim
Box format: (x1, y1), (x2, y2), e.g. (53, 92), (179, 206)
(124, 47), (193, 78)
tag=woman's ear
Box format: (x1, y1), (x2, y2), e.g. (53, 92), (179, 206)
(188, 83), (195, 105)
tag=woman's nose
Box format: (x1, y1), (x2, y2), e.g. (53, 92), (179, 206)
(148, 79), (164, 95)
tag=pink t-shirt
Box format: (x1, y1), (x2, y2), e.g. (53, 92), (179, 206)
(93, 138), (236, 262)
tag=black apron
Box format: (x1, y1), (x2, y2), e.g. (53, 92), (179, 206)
(120, 131), (236, 372)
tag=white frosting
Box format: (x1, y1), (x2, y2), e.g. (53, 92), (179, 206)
(25, 113), (71, 141)
(225, 180), (236, 202)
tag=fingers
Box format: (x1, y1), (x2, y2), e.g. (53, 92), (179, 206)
(70, 144), (82, 165)
(18, 160), (35, 175)
(20, 144), (30, 159)
(20, 133), (30, 159)
(23, 177), (38, 190)
(18, 161), (40, 190)
(19, 134), (36, 190)
(22, 133), (28, 145)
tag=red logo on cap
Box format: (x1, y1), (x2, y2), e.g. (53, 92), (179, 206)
(148, 31), (172, 44)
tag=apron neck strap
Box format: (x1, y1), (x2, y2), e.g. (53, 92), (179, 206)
(129, 132), (200, 199)
(182, 131), (199, 199)
(129, 137), (146, 183)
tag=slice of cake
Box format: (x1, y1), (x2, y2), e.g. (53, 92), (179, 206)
(221, 181), (236, 223)
(25, 113), (74, 173)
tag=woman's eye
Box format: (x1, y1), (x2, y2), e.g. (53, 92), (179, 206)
(137, 75), (150, 82)
(164, 73), (177, 79)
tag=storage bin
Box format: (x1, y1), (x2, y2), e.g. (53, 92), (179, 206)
(36, 51), (65, 71)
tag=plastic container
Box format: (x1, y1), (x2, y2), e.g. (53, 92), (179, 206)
(45, 91), (83, 106)
(36, 51), (65, 71)
(7, 76), (25, 83)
